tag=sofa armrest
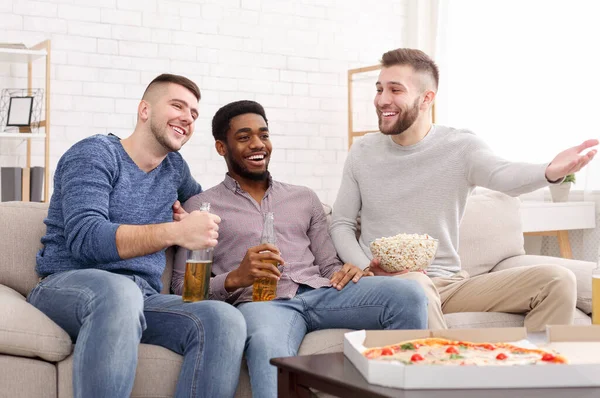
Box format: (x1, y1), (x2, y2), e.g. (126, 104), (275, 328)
(0, 284), (72, 362)
(491, 254), (594, 315)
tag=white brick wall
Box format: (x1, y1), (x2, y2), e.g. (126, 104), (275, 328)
(0, 0), (408, 205)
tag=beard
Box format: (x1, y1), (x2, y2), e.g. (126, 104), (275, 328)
(378, 96), (420, 136)
(150, 117), (183, 153)
(227, 148), (270, 181)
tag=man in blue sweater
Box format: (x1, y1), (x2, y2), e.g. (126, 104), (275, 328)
(27, 74), (246, 398)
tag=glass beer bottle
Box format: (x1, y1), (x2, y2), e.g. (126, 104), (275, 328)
(593, 260), (600, 325)
(182, 202), (213, 302)
(252, 212), (279, 302)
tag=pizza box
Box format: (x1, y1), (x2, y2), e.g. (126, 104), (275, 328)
(343, 326), (600, 390)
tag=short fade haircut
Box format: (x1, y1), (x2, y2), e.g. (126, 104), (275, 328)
(381, 48), (439, 91)
(212, 100), (268, 142)
(142, 73), (201, 101)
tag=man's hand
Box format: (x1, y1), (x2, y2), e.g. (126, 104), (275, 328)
(545, 139), (599, 182)
(225, 244), (285, 291)
(330, 263), (373, 291)
(172, 200), (188, 221)
(368, 258), (424, 277)
(174, 210), (221, 250)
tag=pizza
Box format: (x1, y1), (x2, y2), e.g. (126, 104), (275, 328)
(363, 337), (567, 366)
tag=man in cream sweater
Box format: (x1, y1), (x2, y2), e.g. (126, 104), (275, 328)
(330, 48), (598, 331)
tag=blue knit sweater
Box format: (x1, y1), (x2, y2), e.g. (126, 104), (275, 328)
(36, 134), (201, 292)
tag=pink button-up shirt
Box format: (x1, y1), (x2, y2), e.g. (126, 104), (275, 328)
(172, 174), (343, 305)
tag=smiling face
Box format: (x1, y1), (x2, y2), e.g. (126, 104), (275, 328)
(145, 83), (199, 152)
(217, 113), (271, 182)
(374, 65), (428, 136)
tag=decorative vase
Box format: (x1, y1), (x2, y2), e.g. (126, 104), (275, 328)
(549, 183), (571, 202)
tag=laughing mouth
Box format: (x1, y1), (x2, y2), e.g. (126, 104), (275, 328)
(170, 124), (186, 136)
(246, 153), (266, 161)
(381, 111), (398, 117)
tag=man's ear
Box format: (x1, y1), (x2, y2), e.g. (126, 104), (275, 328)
(215, 140), (227, 156)
(421, 90), (436, 110)
(138, 100), (150, 122)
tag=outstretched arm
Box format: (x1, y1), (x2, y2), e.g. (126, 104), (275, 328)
(466, 136), (597, 196)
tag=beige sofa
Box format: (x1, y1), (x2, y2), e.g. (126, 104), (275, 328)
(0, 191), (594, 398)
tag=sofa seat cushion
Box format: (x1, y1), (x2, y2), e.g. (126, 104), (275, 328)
(298, 329), (352, 356)
(0, 355), (57, 398)
(58, 343), (183, 398)
(458, 191), (525, 277)
(444, 311), (525, 329)
(0, 284), (72, 362)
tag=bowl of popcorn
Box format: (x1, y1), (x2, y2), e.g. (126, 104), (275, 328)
(369, 233), (438, 273)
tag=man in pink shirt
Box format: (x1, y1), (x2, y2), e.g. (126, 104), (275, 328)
(173, 100), (428, 398)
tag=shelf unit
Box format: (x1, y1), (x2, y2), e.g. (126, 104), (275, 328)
(0, 40), (51, 202)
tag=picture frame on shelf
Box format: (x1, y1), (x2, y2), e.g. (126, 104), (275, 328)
(0, 88), (44, 134)
(6, 96), (34, 127)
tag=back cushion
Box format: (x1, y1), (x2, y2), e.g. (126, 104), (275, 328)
(0, 202), (48, 296)
(458, 191), (525, 277)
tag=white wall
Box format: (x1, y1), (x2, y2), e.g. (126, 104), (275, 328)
(0, 0), (409, 205)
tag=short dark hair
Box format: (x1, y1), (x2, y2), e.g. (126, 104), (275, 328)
(381, 48), (439, 90)
(142, 73), (201, 101)
(212, 100), (268, 142)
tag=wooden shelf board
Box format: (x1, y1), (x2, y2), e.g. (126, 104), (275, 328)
(0, 47), (47, 62)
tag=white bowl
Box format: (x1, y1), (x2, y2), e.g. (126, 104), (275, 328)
(370, 233), (438, 273)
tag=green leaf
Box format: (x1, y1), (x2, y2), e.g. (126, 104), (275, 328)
(449, 354), (465, 360)
(401, 343), (415, 350)
(563, 173), (576, 184)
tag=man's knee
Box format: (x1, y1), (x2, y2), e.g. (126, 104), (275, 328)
(82, 270), (144, 316)
(377, 277), (428, 302)
(536, 264), (577, 301)
(179, 301), (246, 342)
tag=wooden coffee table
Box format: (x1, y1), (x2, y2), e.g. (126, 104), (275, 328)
(270, 352), (600, 398)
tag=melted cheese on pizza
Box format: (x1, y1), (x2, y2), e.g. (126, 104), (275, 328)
(363, 338), (567, 365)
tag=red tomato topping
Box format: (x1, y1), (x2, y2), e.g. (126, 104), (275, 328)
(541, 353), (556, 362)
(412, 343), (421, 349)
(480, 344), (496, 350)
(381, 348), (394, 356)
(496, 353), (507, 360)
(411, 354), (424, 362)
(445, 346), (459, 354)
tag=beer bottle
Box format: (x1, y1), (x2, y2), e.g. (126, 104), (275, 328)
(593, 253), (600, 325)
(252, 212), (279, 301)
(183, 202), (213, 302)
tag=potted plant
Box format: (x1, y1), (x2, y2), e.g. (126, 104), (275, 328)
(549, 173), (575, 202)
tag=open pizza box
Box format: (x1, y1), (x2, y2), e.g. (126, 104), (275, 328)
(344, 325), (600, 390)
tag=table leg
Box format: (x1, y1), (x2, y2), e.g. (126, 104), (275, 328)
(277, 367), (317, 398)
(278, 367), (294, 398)
(524, 230), (573, 259)
(556, 230), (573, 259)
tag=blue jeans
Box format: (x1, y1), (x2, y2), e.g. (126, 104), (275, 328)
(27, 269), (246, 398)
(237, 276), (427, 398)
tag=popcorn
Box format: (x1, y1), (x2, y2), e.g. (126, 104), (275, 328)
(370, 233), (438, 273)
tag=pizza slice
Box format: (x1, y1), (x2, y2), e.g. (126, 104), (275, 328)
(363, 337), (567, 366)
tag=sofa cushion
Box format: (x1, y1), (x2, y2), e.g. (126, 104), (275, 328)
(444, 311), (525, 329)
(0, 284), (72, 362)
(0, 355), (57, 398)
(298, 328), (352, 356)
(0, 202), (48, 296)
(458, 191), (525, 277)
(58, 344), (183, 398)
